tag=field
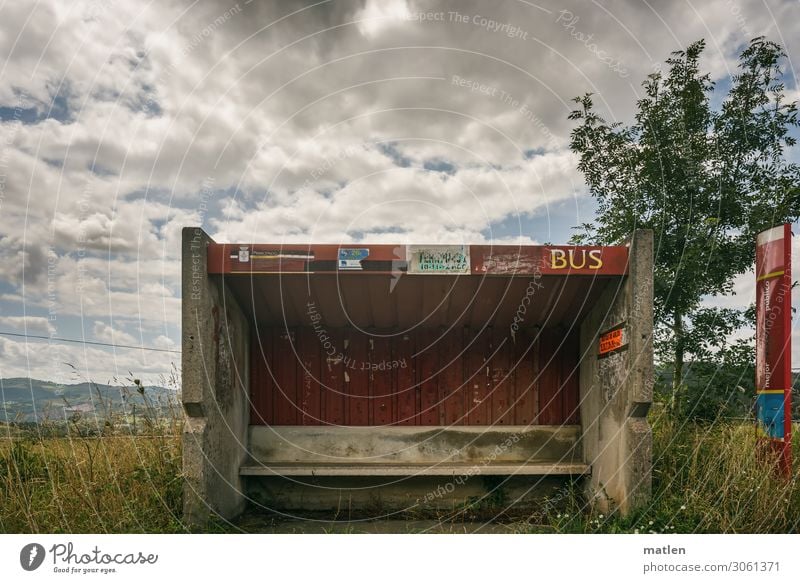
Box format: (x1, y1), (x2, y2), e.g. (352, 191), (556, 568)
(1, 410), (799, 533)
(0, 433), (183, 533)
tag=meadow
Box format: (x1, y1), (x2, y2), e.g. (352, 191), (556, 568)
(1, 407), (798, 533)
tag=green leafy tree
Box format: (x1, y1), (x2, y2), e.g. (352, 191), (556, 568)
(568, 37), (800, 413)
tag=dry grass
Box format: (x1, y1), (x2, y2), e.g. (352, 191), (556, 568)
(0, 433), (182, 533)
(2, 400), (798, 533)
(1, 374), (184, 533)
(535, 412), (800, 534)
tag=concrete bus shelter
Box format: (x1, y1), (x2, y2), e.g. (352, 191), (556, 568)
(181, 227), (653, 525)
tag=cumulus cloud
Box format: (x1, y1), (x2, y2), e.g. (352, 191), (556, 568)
(92, 320), (140, 347)
(0, 316), (55, 336)
(0, 0), (798, 380)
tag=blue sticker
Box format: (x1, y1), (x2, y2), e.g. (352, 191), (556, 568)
(338, 248), (369, 270)
(756, 393), (784, 440)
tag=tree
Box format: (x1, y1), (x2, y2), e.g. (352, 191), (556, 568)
(567, 37), (800, 413)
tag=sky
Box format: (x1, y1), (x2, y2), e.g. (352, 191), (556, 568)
(0, 0), (798, 386)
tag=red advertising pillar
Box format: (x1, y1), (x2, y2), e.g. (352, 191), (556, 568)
(755, 224), (792, 477)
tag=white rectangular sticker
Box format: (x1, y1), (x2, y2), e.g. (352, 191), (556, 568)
(407, 245), (470, 274)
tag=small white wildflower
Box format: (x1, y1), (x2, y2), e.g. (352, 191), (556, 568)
(599, 514), (604, 519)
(680, 505), (686, 510)
(648, 520), (654, 525)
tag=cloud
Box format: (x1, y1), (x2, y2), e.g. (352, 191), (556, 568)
(355, 0), (412, 39)
(0, 235), (50, 286)
(0, 335), (177, 385)
(152, 335), (178, 351)
(0, 316), (56, 336)
(0, 0), (798, 381)
(92, 320), (139, 346)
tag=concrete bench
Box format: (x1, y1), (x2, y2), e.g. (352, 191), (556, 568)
(240, 462), (590, 477)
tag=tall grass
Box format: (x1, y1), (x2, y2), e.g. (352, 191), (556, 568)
(0, 435), (182, 533)
(2, 388), (798, 533)
(538, 410), (800, 534)
(0, 377), (183, 534)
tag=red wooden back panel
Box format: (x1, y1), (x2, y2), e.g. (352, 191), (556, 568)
(250, 329), (274, 424)
(512, 329), (538, 425)
(395, 333), (416, 425)
(297, 327), (321, 425)
(273, 328), (298, 424)
(250, 326), (580, 426)
(562, 330), (581, 424)
(347, 332), (370, 425)
(465, 326), (491, 425)
(417, 328), (440, 425)
(537, 328), (566, 424)
(440, 327), (465, 425)
(491, 327), (514, 425)
(322, 329), (346, 425)
(371, 336), (394, 425)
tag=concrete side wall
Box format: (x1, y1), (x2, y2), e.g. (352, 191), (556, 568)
(182, 227), (250, 527)
(579, 229), (653, 515)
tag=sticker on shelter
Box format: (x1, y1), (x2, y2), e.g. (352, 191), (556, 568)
(338, 248), (369, 270)
(598, 325), (627, 358)
(407, 245), (470, 274)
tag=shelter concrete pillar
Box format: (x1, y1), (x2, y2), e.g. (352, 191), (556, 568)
(578, 229), (654, 515)
(181, 227), (250, 527)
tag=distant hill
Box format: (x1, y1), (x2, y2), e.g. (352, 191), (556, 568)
(0, 377), (178, 423)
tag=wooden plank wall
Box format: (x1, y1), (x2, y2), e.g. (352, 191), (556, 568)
(250, 326), (580, 426)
